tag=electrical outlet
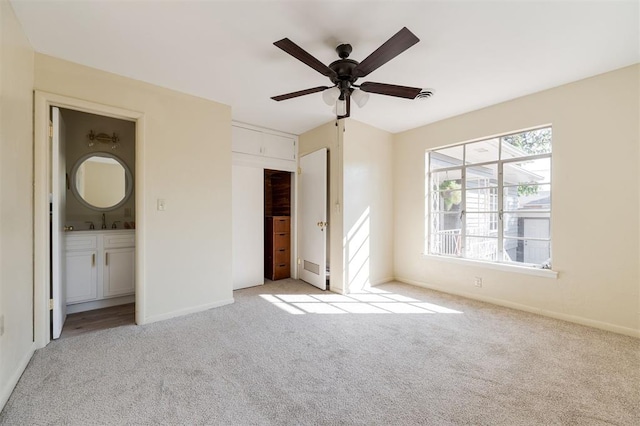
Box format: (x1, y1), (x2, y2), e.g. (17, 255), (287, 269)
(0, 315), (4, 336)
(474, 277), (483, 288)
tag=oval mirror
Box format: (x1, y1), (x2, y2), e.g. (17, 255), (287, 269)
(70, 153), (133, 211)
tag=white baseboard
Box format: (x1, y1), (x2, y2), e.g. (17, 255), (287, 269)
(67, 295), (135, 314)
(143, 298), (235, 325)
(0, 343), (35, 412)
(395, 276), (640, 338)
(369, 277), (395, 286)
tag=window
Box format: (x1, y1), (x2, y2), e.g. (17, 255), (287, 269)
(426, 127), (552, 268)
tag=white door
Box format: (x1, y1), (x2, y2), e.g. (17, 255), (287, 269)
(51, 107), (67, 339)
(524, 218), (550, 264)
(232, 164), (264, 289)
(299, 148), (327, 290)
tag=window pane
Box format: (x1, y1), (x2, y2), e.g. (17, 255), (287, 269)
(431, 190), (463, 212)
(466, 212), (498, 236)
(503, 184), (551, 211)
(501, 128), (552, 159)
(503, 157), (551, 186)
(503, 238), (551, 266)
(427, 127), (552, 268)
(466, 164), (498, 188)
(430, 213), (462, 255)
(466, 188), (498, 213)
(503, 214), (550, 238)
(465, 237), (498, 261)
(430, 169), (462, 191)
(429, 146), (463, 170)
(430, 170), (463, 212)
(465, 138), (499, 164)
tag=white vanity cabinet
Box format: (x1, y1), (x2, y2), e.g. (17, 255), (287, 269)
(66, 250), (98, 303)
(65, 230), (135, 309)
(103, 231), (136, 297)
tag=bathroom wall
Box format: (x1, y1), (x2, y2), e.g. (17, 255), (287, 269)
(62, 109), (135, 230)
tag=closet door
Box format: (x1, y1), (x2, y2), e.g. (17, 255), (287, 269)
(232, 164), (264, 289)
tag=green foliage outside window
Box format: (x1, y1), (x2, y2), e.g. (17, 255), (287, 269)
(439, 180), (461, 211)
(503, 128), (551, 196)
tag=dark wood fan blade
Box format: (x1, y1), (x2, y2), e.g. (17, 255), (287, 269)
(359, 81), (422, 99)
(271, 86), (330, 101)
(274, 38), (337, 78)
(353, 27), (419, 78)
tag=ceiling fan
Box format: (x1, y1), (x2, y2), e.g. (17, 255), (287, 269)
(271, 27), (426, 119)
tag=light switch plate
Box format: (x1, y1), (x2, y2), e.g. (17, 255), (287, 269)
(157, 199), (166, 211)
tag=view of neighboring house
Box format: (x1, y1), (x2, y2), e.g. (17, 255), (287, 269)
(427, 127), (552, 267)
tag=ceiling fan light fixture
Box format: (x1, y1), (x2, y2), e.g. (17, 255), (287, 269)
(335, 99), (347, 116)
(322, 87), (341, 106)
(352, 89), (370, 108)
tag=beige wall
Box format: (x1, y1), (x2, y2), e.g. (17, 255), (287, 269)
(298, 120), (345, 292)
(0, 0), (35, 409)
(299, 119), (395, 293)
(34, 54), (233, 322)
(342, 120), (394, 291)
(394, 65), (640, 336)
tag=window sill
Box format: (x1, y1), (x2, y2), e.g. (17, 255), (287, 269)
(422, 254), (558, 278)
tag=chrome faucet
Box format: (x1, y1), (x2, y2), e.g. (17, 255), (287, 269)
(101, 213), (107, 229)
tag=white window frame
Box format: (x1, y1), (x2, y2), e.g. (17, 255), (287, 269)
(425, 127), (552, 270)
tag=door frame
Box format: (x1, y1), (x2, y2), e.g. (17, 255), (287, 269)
(34, 91), (146, 348)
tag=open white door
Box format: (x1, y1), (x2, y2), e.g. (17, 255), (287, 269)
(51, 107), (67, 339)
(299, 148), (327, 290)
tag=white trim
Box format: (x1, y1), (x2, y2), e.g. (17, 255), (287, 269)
(232, 152), (296, 172)
(232, 120), (298, 139)
(66, 295), (135, 314)
(396, 276), (639, 338)
(33, 91), (146, 347)
(0, 344), (35, 410)
(144, 298), (235, 324)
(369, 277), (395, 286)
(422, 253), (558, 278)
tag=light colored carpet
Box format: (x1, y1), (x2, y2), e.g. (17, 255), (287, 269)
(1, 279), (639, 425)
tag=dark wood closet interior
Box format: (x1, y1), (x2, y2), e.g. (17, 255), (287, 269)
(264, 169), (292, 280)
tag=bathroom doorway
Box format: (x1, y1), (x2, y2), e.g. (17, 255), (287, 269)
(34, 91), (144, 347)
(51, 107), (137, 340)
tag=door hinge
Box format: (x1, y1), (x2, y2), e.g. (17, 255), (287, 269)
(49, 123), (53, 139)
(297, 167), (302, 175)
(49, 299), (54, 310)
(297, 257), (301, 265)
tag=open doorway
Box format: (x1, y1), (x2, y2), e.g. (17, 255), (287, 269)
(264, 169), (293, 280)
(50, 107), (136, 339)
(34, 91), (145, 349)
(33, 91), (145, 348)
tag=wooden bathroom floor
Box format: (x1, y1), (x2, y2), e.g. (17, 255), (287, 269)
(60, 303), (135, 339)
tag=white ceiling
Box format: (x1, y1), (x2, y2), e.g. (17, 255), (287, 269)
(10, 1), (639, 135)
